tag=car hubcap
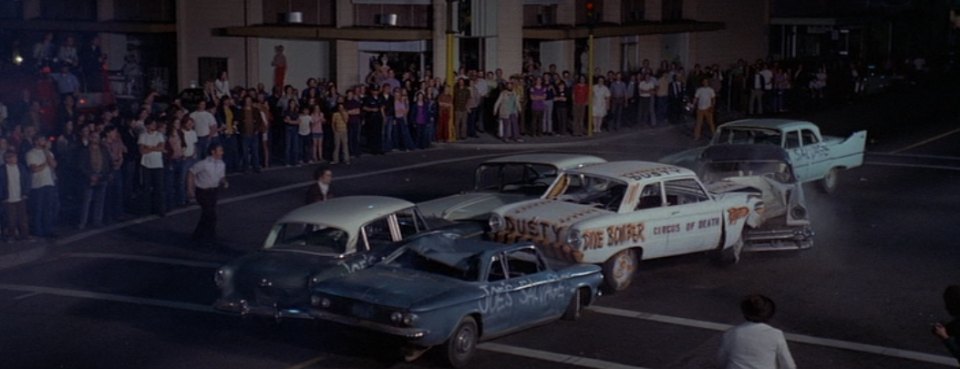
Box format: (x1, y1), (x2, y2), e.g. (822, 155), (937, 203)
(455, 326), (474, 355)
(825, 170), (836, 188)
(613, 252), (635, 284)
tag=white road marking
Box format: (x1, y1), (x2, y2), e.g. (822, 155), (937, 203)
(281, 356), (325, 369)
(868, 152), (960, 161)
(62, 252), (223, 269)
(864, 161), (960, 172)
(889, 127), (960, 154)
(0, 282), (647, 369)
(588, 305), (957, 367)
(478, 342), (650, 369)
(12, 291), (42, 300)
(0, 283), (221, 314)
(55, 151), (531, 247)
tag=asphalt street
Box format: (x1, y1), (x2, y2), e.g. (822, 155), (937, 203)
(0, 80), (959, 369)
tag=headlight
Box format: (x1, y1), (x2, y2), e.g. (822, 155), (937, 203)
(791, 205), (806, 219)
(390, 312), (418, 326)
(566, 229), (583, 248)
(311, 296), (331, 308)
(489, 213), (505, 232)
(214, 268), (231, 288)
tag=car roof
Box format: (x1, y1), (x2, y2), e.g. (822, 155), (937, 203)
(701, 144), (792, 163)
(482, 153), (606, 169)
(276, 196), (415, 230)
(720, 119), (815, 132)
(405, 236), (535, 267)
(569, 161), (695, 182)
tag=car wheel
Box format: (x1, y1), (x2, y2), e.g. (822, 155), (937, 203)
(602, 249), (637, 292)
(717, 236), (743, 265)
(445, 316), (478, 368)
(819, 167), (839, 194)
(562, 288), (582, 321)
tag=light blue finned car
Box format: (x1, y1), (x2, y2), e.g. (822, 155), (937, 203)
(308, 236), (603, 368)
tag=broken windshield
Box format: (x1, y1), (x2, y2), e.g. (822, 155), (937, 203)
(474, 163), (558, 196)
(547, 173), (628, 212)
(268, 222), (349, 255)
(699, 160), (795, 184)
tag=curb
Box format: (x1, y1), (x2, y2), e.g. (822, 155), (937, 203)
(436, 124), (679, 150)
(0, 243), (48, 271)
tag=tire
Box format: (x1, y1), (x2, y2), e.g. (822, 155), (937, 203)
(819, 167), (839, 194)
(445, 316), (478, 368)
(562, 288), (583, 321)
(717, 236), (743, 265)
(602, 249), (638, 292)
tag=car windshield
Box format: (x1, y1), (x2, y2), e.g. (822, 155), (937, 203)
(699, 160), (795, 184)
(547, 173), (628, 212)
(475, 163), (558, 196)
(268, 222), (349, 255)
(713, 128), (782, 146)
(382, 244), (480, 281)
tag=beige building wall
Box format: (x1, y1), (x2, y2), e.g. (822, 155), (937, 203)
(258, 39), (330, 88)
(687, 0), (769, 66)
(431, 0), (448, 83)
(495, 0), (523, 76)
(334, 40), (359, 88)
(177, 0), (253, 90)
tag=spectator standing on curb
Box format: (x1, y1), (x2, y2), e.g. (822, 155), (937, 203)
(668, 74), (687, 125)
(309, 104), (325, 163)
(330, 101), (350, 164)
(163, 118), (186, 210)
(493, 80), (521, 143)
(305, 165), (333, 204)
(138, 116), (165, 217)
(77, 130), (110, 230)
(591, 76), (610, 133)
(344, 90), (363, 159)
(1, 151), (31, 241)
(239, 96), (262, 172)
(453, 78), (471, 140)
(932, 285), (960, 364)
(103, 126), (126, 221)
(528, 77), (546, 137)
(282, 101), (302, 165)
(26, 135), (58, 238)
(553, 81), (570, 135)
(608, 72), (626, 132)
(717, 294), (796, 369)
(637, 72), (656, 127)
(188, 144), (227, 245)
(693, 79), (717, 141)
(190, 101), (216, 158)
(572, 75), (589, 136)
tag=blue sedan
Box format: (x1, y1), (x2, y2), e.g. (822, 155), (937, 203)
(308, 237), (603, 368)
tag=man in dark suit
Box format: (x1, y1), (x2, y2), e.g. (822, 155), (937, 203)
(305, 165), (333, 204)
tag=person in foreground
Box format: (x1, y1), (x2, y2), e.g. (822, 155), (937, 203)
(717, 294), (797, 369)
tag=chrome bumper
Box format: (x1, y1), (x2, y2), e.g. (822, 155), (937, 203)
(743, 226), (814, 251)
(214, 298), (314, 320)
(309, 309), (429, 339)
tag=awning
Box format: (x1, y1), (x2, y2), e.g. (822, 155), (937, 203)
(0, 19), (175, 33)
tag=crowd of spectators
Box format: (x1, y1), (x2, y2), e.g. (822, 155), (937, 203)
(0, 32), (928, 242)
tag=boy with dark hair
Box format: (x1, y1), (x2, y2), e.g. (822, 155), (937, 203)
(933, 285), (960, 364)
(0, 151), (31, 241)
(717, 294), (796, 369)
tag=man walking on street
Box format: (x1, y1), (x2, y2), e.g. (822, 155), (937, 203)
(717, 294), (796, 369)
(188, 144), (228, 244)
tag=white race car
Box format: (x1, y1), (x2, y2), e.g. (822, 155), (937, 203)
(489, 161), (764, 291)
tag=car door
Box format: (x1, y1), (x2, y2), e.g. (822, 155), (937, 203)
(800, 128), (830, 180)
(783, 129), (811, 181)
(501, 247), (561, 325)
(662, 178), (722, 255)
(629, 182), (675, 259)
(479, 253), (514, 335)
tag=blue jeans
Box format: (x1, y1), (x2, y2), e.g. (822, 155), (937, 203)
(78, 182), (107, 229)
(241, 135), (260, 171)
(284, 126), (300, 165)
(29, 186), (58, 237)
(196, 136), (211, 159)
(165, 159), (185, 209)
(396, 118), (416, 151)
(656, 96), (669, 125)
(178, 158), (194, 205)
(383, 117), (397, 152)
(348, 122), (362, 157)
(106, 170), (124, 221)
(417, 123), (432, 149)
(221, 135), (240, 172)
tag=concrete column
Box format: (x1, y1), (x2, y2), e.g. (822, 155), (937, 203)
(645, 0), (662, 21)
(22, 0), (40, 19)
(602, 0), (621, 24)
(431, 0), (448, 83)
(245, 0), (262, 89)
(96, 0), (114, 21)
(335, 40), (359, 87)
(556, 0), (575, 26)
(336, 0), (353, 27)
(495, 0), (522, 76)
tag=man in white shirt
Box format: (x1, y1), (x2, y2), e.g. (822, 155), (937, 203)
(26, 135), (58, 238)
(2, 151), (30, 240)
(139, 117), (166, 216)
(189, 100), (217, 158)
(717, 294), (796, 369)
(636, 73), (657, 127)
(188, 144), (228, 243)
(693, 79), (717, 141)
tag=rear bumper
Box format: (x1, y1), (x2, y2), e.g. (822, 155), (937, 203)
(214, 298), (314, 320)
(309, 309), (430, 339)
(743, 226), (814, 251)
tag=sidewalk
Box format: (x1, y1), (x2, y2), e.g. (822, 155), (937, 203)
(0, 239), (50, 271)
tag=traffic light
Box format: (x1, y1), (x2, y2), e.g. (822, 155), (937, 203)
(585, 1), (597, 26)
